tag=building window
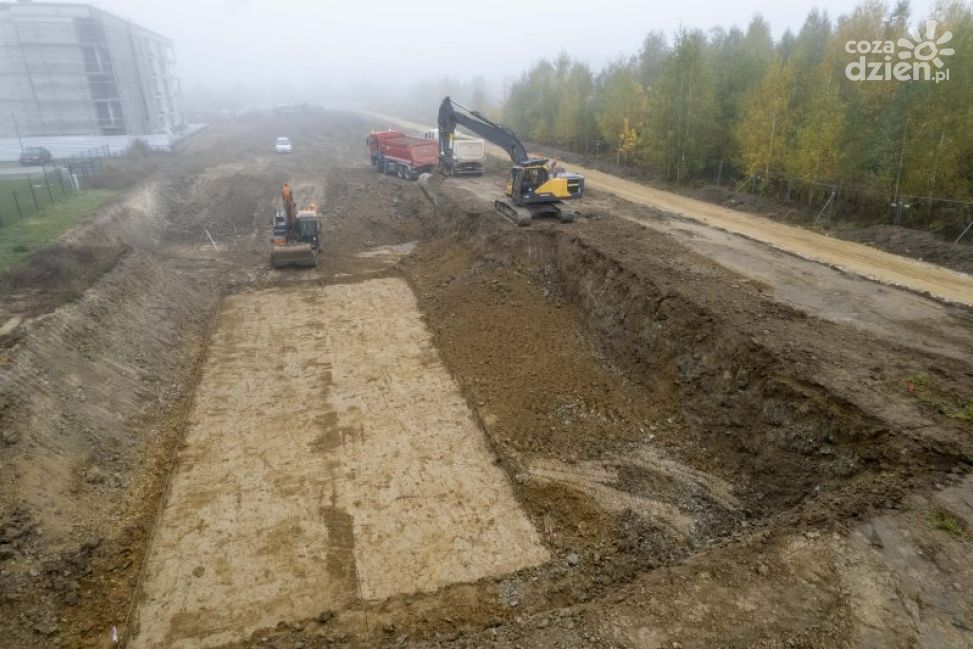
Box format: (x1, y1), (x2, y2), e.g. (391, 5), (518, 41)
(75, 18), (107, 44)
(82, 45), (112, 74)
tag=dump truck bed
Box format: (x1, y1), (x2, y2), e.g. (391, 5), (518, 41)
(379, 136), (439, 167)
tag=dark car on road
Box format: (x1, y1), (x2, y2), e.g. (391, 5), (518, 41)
(19, 146), (53, 166)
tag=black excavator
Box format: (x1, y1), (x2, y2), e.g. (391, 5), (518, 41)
(437, 96), (584, 225)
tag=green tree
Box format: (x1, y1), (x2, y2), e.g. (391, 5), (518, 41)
(785, 65), (846, 188)
(638, 31), (668, 88)
(641, 29), (720, 181)
(734, 57), (794, 183)
(496, 0), (973, 233)
(594, 59), (646, 156)
(711, 17), (775, 166)
(554, 62), (598, 149)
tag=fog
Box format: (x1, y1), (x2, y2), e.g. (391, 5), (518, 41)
(93, 0), (936, 110)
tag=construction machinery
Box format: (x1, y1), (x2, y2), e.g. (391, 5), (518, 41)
(437, 96), (584, 225)
(367, 130), (439, 179)
(422, 128), (485, 175)
(271, 183), (320, 268)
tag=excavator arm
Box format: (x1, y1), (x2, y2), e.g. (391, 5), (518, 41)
(438, 97), (536, 166)
(437, 96), (583, 226)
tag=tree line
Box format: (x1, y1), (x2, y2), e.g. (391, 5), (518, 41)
(501, 1), (973, 235)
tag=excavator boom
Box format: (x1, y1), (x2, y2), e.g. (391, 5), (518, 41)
(437, 96), (584, 225)
(438, 98), (532, 165)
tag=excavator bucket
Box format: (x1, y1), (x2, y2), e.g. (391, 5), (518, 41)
(271, 242), (318, 268)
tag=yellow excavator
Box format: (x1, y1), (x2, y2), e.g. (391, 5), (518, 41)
(271, 183), (320, 268)
(438, 96), (584, 225)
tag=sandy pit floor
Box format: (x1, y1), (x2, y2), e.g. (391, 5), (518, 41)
(129, 277), (548, 649)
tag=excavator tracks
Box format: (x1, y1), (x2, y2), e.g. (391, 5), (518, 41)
(494, 200), (532, 226)
(493, 200), (575, 226)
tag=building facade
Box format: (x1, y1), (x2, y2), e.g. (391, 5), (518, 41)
(0, 2), (181, 137)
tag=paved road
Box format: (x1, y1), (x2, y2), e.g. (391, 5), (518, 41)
(363, 111), (973, 307)
(0, 165), (47, 178)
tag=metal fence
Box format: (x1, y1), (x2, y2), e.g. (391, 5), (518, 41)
(60, 144), (123, 181)
(0, 167), (78, 227)
(733, 171), (973, 244)
(0, 145), (119, 228)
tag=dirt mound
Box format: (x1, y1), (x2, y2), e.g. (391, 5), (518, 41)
(315, 166), (428, 276)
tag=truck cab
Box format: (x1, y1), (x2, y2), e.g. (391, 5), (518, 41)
(424, 128), (485, 176)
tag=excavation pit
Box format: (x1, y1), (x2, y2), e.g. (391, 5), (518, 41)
(130, 277), (548, 649)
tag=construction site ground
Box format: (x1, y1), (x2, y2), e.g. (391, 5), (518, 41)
(0, 111), (971, 649)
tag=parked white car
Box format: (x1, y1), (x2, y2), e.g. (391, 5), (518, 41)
(275, 136), (292, 153)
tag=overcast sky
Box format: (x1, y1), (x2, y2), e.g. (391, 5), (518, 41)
(90, 0), (936, 104)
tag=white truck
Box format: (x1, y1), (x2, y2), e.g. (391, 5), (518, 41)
(423, 128), (485, 176)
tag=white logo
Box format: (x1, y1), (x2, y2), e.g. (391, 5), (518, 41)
(845, 19), (955, 82)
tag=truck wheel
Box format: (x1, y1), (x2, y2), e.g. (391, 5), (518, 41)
(376, 159), (385, 173)
(397, 166), (405, 180)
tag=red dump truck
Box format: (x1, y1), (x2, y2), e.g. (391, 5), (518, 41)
(366, 130), (439, 180)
